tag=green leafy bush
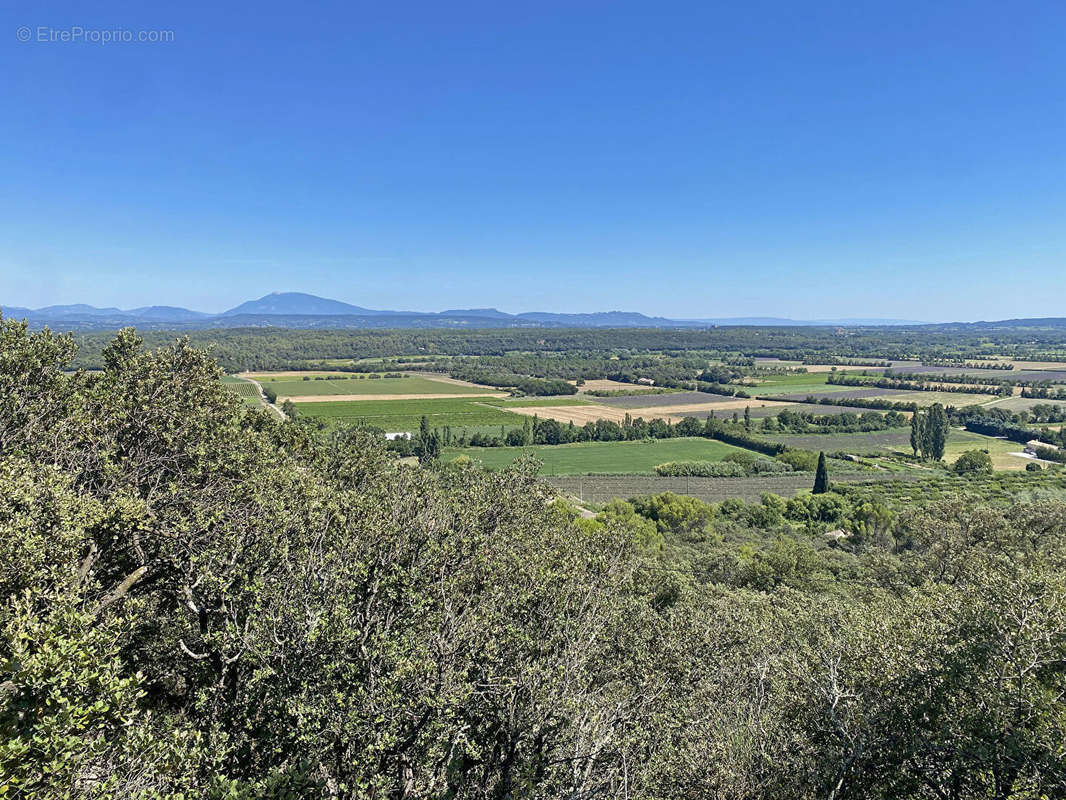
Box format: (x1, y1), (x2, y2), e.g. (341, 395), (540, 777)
(953, 449), (994, 475)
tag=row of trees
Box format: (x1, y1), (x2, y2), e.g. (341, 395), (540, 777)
(828, 371), (1011, 396)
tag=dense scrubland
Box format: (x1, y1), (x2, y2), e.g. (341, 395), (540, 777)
(5, 318), (1066, 798)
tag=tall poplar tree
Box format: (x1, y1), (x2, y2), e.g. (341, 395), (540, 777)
(927, 403), (948, 460)
(910, 410), (924, 458)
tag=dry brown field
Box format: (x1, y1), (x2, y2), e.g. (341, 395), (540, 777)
(505, 404), (639, 425)
(503, 396), (793, 426)
(575, 379), (663, 393)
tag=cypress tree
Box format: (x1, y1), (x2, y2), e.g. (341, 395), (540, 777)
(744, 406), (751, 431)
(813, 451), (830, 494)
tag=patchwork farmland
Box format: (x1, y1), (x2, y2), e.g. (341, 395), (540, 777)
(214, 333), (1066, 506)
(545, 471), (921, 504)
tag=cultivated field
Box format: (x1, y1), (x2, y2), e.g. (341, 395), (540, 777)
(250, 373), (501, 400)
(753, 428), (1032, 470)
(771, 387), (917, 402)
(769, 388), (1002, 406)
(503, 404), (633, 425)
(221, 377), (263, 405)
(755, 383), (864, 398)
(287, 392), (508, 403)
(546, 472), (918, 504)
(576, 379), (669, 394)
(481, 397), (594, 408)
(598, 391), (743, 408)
(745, 401), (885, 417)
(295, 397), (526, 432)
(634, 400), (793, 419)
(881, 391), (1003, 406)
(754, 429), (916, 454)
(449, 437), (751, 475)
(983, 396), (1066, 412)
(998, 360), (1066, 370)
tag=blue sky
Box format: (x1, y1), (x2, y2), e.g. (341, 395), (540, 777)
(2, 0), (1064, 320)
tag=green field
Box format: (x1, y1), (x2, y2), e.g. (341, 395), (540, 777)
(221, 377), (262, 404)
(750, 374), (867, 397)
(973, 396), (1066, 413)
(257, 375), (494, 397)
(751, 372), (832, 388)
(755, 428), (1030, 470)
(447, 437), (754, 475)
(294, 397), (526, 432)
(941, 431), (1035, 470)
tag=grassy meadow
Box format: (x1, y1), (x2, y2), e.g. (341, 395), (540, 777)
(295, 397), (525, 432)
(254, 374), (493, 397)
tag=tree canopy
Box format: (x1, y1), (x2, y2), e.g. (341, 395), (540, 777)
(3, 319), (1066, 798)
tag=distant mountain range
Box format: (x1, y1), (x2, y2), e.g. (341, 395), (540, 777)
(0, 290), (1014, 331)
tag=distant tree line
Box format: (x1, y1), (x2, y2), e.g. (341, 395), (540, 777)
(766, 408), (909, 434)
(59, 321), (1066, 374)
(828, 371), (1010, 396)
(1022, 386), (1066, 399)
(963, 417), (1066, 449)
(442, 412), (790, 457)
(921, 359), (1014, 370)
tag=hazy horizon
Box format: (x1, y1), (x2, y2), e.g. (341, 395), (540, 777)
(3, 289), (935, 323)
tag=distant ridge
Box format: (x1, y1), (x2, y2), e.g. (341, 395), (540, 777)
(0, 290), (948, 331)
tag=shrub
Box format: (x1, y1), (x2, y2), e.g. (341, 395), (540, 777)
(953, 449), (994, 475)
(776, 449), (819, 472)
(722, 451), (758, 468)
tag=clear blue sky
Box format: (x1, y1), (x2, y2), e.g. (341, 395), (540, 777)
(2, 0), (1064, 320)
